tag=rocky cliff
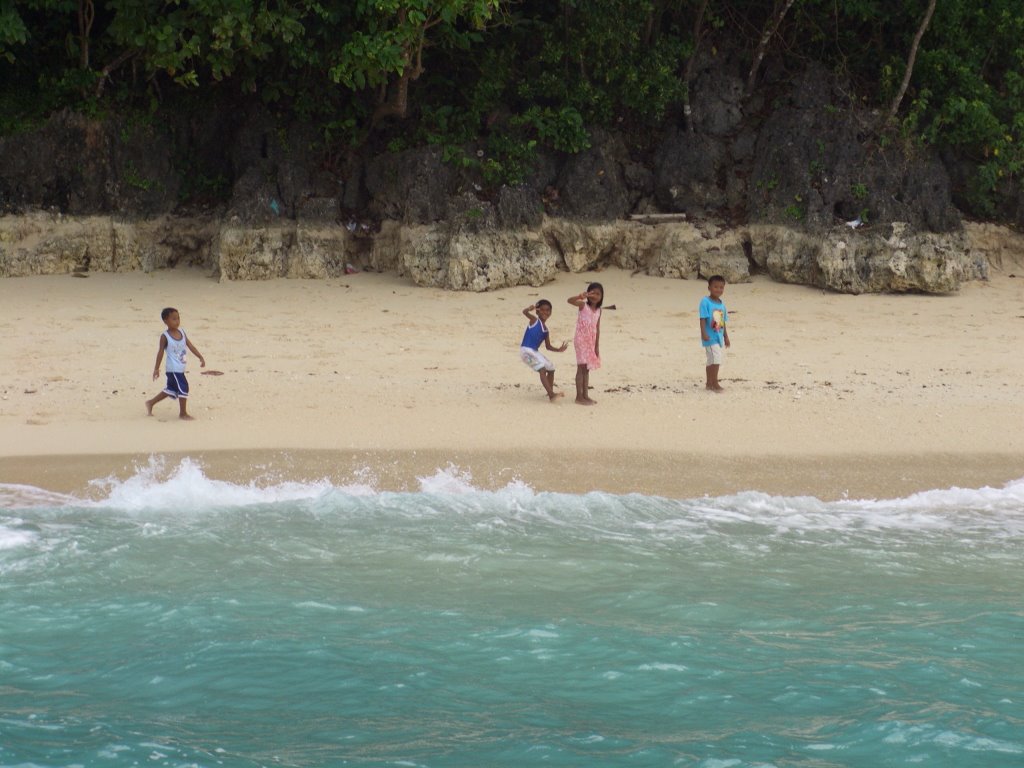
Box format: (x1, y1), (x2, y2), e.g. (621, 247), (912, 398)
(3, 211), (1013, 295)
(1, 63), (1018, 293)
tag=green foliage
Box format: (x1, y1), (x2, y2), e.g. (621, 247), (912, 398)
(122, 161), (156, 191)
(513, 0), (689, 127)
(512, 106), (589, 154)
(0, 0), (1021, 219)
(0, 2), (28, 63)
(784, 194), (804, 220)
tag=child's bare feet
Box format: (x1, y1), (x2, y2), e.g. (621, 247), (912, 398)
(145, 400), (155, 415)
(575, 397), (595, 405)
(548, 391), (565, 401)
(179, 413), (195, 420)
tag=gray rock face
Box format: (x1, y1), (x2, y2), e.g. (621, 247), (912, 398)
(0, 213), (215, 276)
(364, 147), (453, 223)
(555, 131), (633, 220)
(0, 111), (180, 215)
(539, 218), (750, 284)
(0, 212), (993, 296)
(654, 132), (729, 214)
(747, 65), (961, 233)
(216, 224), (353, 280)
(402, 228), (558, 291)
(749, 222), (986, 294)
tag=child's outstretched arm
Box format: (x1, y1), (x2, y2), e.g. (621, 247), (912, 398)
(185, 337), (206, 368)
(152, 335), (167, 380)
(545, 336), (568, 353)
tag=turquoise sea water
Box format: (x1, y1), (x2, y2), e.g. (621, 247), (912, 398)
(2, 458), (1023, 768)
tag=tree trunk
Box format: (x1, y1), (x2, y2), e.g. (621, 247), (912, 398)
(682, 0), (709, 134)
(882, 0), (937, 126)
(745, 0), (797, 97)
(94, 48), (136, 97)
(77, 0), (94, 70)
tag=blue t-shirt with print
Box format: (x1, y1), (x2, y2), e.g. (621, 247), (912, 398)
(521, 319), (549, 350)
(699, 296), (727, 347)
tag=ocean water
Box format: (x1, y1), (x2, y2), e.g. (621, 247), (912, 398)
(1, 459), (1023, 768)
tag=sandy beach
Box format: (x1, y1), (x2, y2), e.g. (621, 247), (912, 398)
(1, 264), (1022, 500)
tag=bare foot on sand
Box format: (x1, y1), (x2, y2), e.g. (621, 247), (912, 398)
(548, 391), (565, 401)
(179, 414), (195, 421)
(575, 397), (596, 405)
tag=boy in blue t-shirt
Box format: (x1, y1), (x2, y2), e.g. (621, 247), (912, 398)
(520, 299), (568, 401)
(699, 275), (730, 392)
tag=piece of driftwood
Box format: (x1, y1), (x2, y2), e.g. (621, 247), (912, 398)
(628, 213), (688, 224)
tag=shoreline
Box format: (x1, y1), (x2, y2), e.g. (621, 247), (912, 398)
(2, 267), (1022, 501)
(2, 449), (1021, 502)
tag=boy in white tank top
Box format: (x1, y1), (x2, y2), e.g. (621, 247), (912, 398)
(145, 307), (206, 420)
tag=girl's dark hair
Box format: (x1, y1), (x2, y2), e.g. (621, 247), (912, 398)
(161, 307), (178, 320)
(587, 282), (604, 308)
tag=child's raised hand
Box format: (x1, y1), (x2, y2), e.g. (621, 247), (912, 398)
(558, 341), (568, 352)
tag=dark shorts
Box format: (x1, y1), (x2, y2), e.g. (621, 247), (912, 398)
(163, 372), (189, 399)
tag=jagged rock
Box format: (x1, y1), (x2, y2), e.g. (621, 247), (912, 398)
(556, 130), (633, 220)
(0, 213), (112, 276)
(296, 197), (340, 222)
(0, 111), (180, 215)
(112, 218), (217, 272)
(365, 146), (453, 223)
(542, 220), (606, 272)
(691, 68), (745, 136)
(654, 131), (729, 214)
(0, 212), (1001, 295)
(367, 220), (406, 273)
(747, 64), (960, 233)
(750, 222), (985, 294)
(400, 224), (557, 291)
(0, 213), (216, 276)
(216, 223), (356, 279)
(542, 218), (751, 283)
(289, 227), (350, 278)
(217, 226), (295, 280)
(446, 193), (499, 234)
(496, 186), (543, 229)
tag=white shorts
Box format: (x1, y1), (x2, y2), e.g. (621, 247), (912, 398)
(704, 344), (725, 366)
(520, 346), (555, 372)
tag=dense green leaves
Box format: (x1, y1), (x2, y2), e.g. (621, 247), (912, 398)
(0, 0), (1021, 215)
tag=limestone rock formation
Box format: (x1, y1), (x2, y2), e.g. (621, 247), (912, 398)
(749, 222), (986, 294)
(0, 213), (215, 276)
(0, 212), (998, 296)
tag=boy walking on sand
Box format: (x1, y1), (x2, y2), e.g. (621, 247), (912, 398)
(699, 275), (730, 392)
(520, 300), (568, 401)
(146, 307), (206, 419)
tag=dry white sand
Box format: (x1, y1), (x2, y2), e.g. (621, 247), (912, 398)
(1, 264), (1022, 499)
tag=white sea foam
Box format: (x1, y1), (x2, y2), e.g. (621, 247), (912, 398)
(0, 484), (80, 510)
(1, 458), (1022, 541)
(85, 456), (368, 511)
(0, 523), (36, 550)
